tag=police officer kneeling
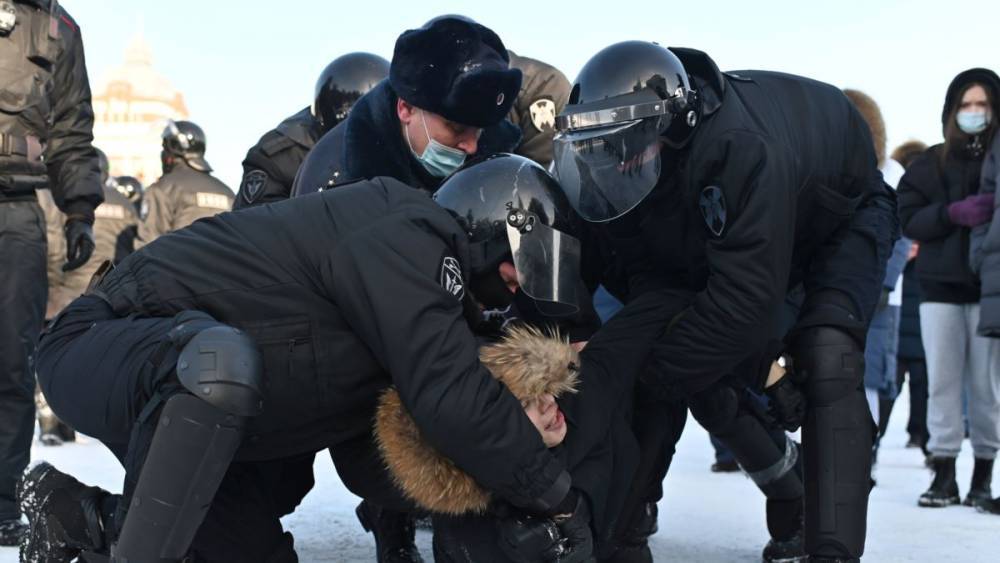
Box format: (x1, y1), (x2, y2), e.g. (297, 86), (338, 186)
(21, 155), (592, 563)
(555, 43), (899, 562)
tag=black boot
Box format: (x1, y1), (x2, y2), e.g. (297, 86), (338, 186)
(17, 461), (111, 562)
(977, 496), (1000, 515)
(918, 457), (960, 507)
(356, 500), (424, 563)
(963, 458), (994, 509)
(762, 498), (805, 563)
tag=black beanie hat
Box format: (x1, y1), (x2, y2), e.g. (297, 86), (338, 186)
(390, 18), (522, 128)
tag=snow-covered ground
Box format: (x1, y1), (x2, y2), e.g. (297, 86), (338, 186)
(3, 388), (998, 562)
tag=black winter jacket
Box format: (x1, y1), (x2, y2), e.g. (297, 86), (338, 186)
(585, 49), (898, 395)
(0, 0), (103, 219)
(96, 177), (569, 512)
(290, 80), (521, 196)
(233, 107), (321, 209)
(898, 145), (984, 303)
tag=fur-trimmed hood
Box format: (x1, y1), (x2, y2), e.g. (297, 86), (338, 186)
(374, 326), (579, 515)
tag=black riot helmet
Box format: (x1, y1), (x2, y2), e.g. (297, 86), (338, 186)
(114, 175), (144, 203)
(162, 119), (211, 172)
(312, 52), (390, 132)
(434, 153), (583, 315)
(553, 41), (698, 222)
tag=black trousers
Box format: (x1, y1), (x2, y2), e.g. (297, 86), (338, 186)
(36, 296), (314, 561)
(896, 357), (929, 442)
(0, 201), (46, 520)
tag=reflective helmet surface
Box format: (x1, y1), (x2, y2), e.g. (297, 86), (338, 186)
(554, 41), (697, 222)
(312, 52), (390, 132)
(434, 153), (582, 314)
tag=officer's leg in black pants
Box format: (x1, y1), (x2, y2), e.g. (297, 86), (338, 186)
(30, 296), (270, 562)
(688, 383), (804, 552)
(0, 201), (46, 540)
(609, 392), (687, 561)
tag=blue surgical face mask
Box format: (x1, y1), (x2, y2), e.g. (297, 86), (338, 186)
(957, 110), (990, 134)
(406, 111), (467, 178)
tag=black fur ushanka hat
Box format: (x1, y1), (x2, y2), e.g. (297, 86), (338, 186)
(389, 18), (522, 128)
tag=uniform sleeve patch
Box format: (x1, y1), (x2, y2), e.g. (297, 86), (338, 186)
(699, 185), (727, 237)
(440, 256), (465, 301)
(241, 170), (269, 204)
(528, 98), (557, 132)
(196, 193), (231, 210)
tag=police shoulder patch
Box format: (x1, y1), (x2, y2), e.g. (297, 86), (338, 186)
(699, 185), (727, 237)
(528, 98), (556, 132)
(241, 170), (269, 204)
(440, 256), (465, 301)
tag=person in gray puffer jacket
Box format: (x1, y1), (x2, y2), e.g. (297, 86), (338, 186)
(971, 128), (1000, 335)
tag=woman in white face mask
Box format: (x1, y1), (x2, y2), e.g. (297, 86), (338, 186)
(897, 68), (1000, 512)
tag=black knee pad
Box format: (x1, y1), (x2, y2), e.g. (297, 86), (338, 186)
(176, 325), (264, 416)
(793, 326), (872, 559)
(113, 323), (264, 562)
(793, 326), (864, 405)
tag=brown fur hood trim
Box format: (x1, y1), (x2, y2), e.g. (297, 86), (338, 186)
(374, 325), (579, 515)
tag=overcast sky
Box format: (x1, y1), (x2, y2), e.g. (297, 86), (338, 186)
(62, 0), (1000, 190)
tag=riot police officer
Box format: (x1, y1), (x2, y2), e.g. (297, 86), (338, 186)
(0, 0), (102, 544)
(136, 120), (233, 247)
(21, 155), (592, 563)
(233, 52), (389, 209)
(554, 42), (898, 562)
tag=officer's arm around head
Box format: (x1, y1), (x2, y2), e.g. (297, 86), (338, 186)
(44, 11), (103, 220)
(328, 201), (569, 512)
(650, 131), (796, 394)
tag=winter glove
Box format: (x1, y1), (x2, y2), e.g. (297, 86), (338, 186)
(947, 193), (994, 227)
(764, 360), (807, 432)
(62, 216), (95, 272)
(550, 493), (594, 563)
(497, 490), (595, 563)
(497, 511), (565, 562)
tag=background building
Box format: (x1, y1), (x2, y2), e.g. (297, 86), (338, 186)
(91, 33), (188, 184)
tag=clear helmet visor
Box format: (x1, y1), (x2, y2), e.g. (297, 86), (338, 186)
(505, 214), (582, 316)
(553, 117), (663, 222)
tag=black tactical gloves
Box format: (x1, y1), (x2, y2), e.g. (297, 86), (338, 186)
(497, 490), (595, 562)
(765, 361), (807, 432)
(62, 216), (95, 272)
